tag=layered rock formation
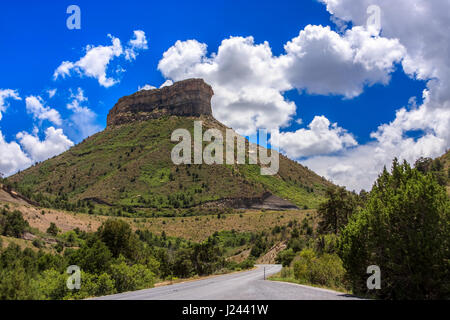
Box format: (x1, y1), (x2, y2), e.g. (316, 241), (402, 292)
(107, 78), (213, 127)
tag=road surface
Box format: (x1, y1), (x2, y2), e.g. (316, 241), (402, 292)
(94, 264), (359, 300)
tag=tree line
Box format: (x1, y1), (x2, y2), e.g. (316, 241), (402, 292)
(313, 158), (449, 299)
(0, 218), (254, 299)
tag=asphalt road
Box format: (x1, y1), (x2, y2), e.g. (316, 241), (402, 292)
(94, 264), (359, 300)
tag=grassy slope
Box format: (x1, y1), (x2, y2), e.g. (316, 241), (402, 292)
(9, 115), (332, 211)
(1, 198), (314, 244)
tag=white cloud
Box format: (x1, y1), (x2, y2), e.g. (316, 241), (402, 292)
(284, 25), (405, 98)
(160, 80), (173, 88)
(320, 0), (450, 109)
(53, 61), (74, 79)
(47, 88), (57, 98)
(54, 30), (148, 87)
(138, 84), (156, 91)
(125, 30), (148, 61)
(295, 0), (450, 190)
(0, 131), (31, 176)
(138, 79), (174, 91)
(158, 37), (295, 135)
(0, 89), (21, 121)
(25, 96), (62, 125)
(66, 88), (102, 138)
(157, 26), (404, 135)
(302, 104), (449, 191)
(16, 127), (74, 163)
(271, 116), (357, 158)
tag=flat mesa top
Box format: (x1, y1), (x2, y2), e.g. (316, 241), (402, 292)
(107, 78), (214, 127)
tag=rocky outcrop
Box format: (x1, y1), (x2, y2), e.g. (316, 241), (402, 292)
(107, 78), (213, 127)
(202, 192), (299, 210)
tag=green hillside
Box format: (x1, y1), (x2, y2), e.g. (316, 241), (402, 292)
(8, 115), (332, 216)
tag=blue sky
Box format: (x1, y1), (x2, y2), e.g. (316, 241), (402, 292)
(1, 0), (448, 191)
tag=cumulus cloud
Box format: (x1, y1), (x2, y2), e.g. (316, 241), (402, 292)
(320, 0), (450, 109)
(0, 89), (21, 121)
(271, 116), (357, 158)
(54, 30), (148, 87)
(295, 0), (450, 190)
(303, 104), (449, 191)
(158, 37), (295, 135)
(0, 131), (32, 176)
(16, 127), (74, 163)
(25, 96), (62, 125)
(284, 25), (405, 97)
(158, 25), (404, 135)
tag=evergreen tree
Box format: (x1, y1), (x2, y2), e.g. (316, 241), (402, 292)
(317, 187), (357, 234)
(340, 159), (450, 299)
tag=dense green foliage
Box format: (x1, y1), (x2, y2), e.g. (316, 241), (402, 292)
(272, 218), (348, 291)
(0, 218), (254, 300)
(46, 222), (59, 236)
(340, 159), (449, 299)
(0, 208), (29, 238)
(290, 248), (346, 289)
(274, 158), (449, 299)
(414, 156), (448, 186)
(317, 187), (359, 234)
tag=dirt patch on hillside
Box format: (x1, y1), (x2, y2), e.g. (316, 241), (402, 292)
(0, 200), (105, 234)
(0, 189), (29, 205)
(256, 241), (287, 264)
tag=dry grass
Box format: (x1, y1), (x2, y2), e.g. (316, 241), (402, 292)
(1, 188), (316, 243)
(1, 201), (105, 234)
(136, 209), (314, 242)
(0, 235), (52, 252)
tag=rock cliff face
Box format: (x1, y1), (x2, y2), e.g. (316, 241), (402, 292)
(107, 78), (213, 127)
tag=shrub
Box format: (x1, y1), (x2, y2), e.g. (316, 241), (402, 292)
(2, 210), (29, 238)
(276, 248), (295, 267)
(46, 223), (59, 236)
(0, 266), (39, 300)
(55, 242), (64, 253)
(69, 240), (113, 274)
(292, 248), (315, 281)
(280, 266), (294, 278)
(32, 239), (43, 248)
(238, 257), (255, 270)
(317, 234), (340, 254)
(109, 257), (155, 293)
(67, 272), (116, 299)
(292, 249), (346, 289)
(34, 269), (69, 300)
(97, 219), (139, 259)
